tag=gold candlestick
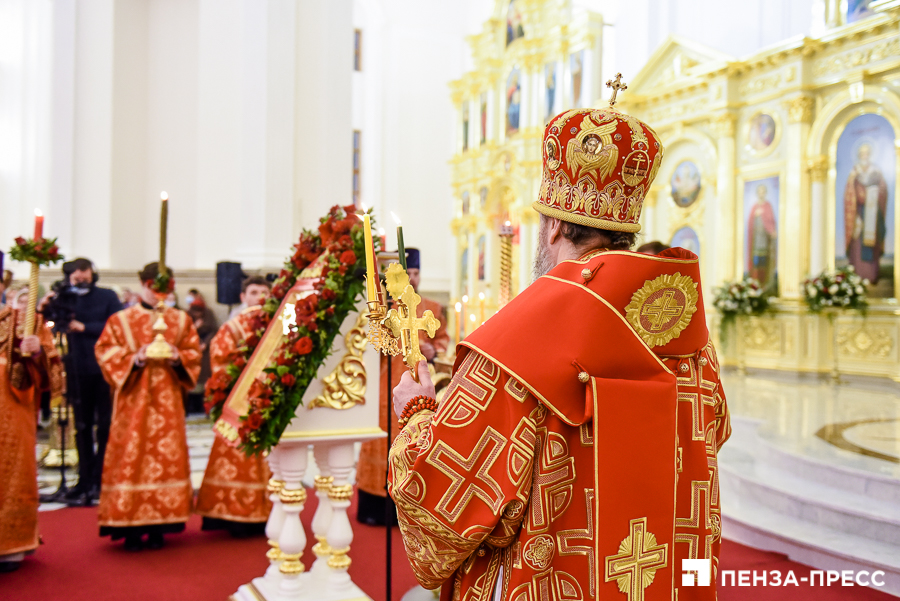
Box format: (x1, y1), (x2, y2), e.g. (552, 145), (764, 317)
(20, 262), (39, 357)
(498, 221), (514, 307)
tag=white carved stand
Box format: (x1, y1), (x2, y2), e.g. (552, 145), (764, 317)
(232, 306), (385, 601)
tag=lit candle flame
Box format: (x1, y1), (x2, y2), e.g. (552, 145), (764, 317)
(35, 209), (43, 217)
(462, 295), (469, 303)
(505, 220), (511, 226)
(391, 211), (402, 226)
(160, 191), (169, 201)
(478, 292), (485, 300)
(469, 314), (476, 322)
(378, 227), (385, 236)
(455, 302), (462, 312)
(359, 202), (368, 213)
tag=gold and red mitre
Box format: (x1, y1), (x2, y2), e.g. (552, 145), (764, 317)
(534, 107), (665, 233)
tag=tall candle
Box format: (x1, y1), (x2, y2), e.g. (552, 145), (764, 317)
(391, 212), (406, 270)
(363, 214), (377, 300)
(34, 210), (44, 240)
(159, 192), (169, 275)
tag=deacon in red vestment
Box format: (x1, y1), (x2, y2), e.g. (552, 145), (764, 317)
(388, 107), (730, 601)
(196, 276), (272, 536)
(356, 247), (450, 526)
(0, 279), (65, 571)
(95, 263), (201, 551)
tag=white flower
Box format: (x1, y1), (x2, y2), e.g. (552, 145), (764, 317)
(806, 285), (817, 297)
(842, 297), (850, 306)
(847, 265), (855, 272)
(863, 279), (870, 286)
(828, 284), (839, 294)
(855, 286), (864, 295)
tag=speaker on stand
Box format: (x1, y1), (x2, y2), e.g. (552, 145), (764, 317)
(216, 262), (244, 314)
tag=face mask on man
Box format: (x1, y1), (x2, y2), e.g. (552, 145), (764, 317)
(184, 294), (195, 306)
(164, 299), (177, 308)
(70, 281), (92, 296)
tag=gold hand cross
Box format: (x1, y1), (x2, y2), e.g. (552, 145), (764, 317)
(606, 73), (628, 107)
(384, 264), (439, 381)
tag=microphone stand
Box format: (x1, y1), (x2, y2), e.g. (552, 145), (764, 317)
(385, 300), (393, 601)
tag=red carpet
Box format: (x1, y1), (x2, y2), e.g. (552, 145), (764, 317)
(1, 492), (893, 601)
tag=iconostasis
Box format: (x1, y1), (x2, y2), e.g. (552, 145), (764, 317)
(621, 0), (900, 379)
(448, 0), (604, 344)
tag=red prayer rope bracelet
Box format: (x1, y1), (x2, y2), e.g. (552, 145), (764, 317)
(398, 395), (438, 427)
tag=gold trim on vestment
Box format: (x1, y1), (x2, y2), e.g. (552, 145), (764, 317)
(532, 201), (643, 233)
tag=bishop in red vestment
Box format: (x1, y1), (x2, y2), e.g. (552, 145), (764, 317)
(0, 284), (65, 571)
(388, 107), (730, 601)
(196, 276), (272, 535)
(95, 263), (202, 551)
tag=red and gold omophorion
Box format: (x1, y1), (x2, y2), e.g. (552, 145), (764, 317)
(95, 304), (201, 535)
(0, 309), (64, 558)
(195, 306), (272, 527)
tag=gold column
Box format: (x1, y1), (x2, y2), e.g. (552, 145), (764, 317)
(711, 112), (737, 285)
(806, 155), (829, 275)
(782, 95), (816, 298)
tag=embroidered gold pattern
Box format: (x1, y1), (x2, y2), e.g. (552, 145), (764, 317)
(523, 535), (555, 570)
(308, 313), (367, 409)
(604, 518), (668, 601)
(625, 272), (699, 348)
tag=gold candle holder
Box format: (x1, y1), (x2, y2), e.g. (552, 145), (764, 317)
(20, 261), (40, 357)
(498, 222), (514, 308)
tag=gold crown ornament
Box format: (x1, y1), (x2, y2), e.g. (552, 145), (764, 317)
(534, 74), (665, 233)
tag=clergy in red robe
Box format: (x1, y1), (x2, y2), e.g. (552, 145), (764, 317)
(196, 276), (272, 536)
(356, 247), (450, 526)
(95, 263), (201, 551)
(0, 292), (65, 572)
(388, 108), (730, 601)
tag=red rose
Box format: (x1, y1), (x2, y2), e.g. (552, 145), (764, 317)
(14, 237), (26, 246)
(340, 250), (357, 265)
(276, 352), (292, 366)
(281, 373), (296, 386)
(234, 356), (247, 369)
(343, 203), (358, 215)
(267, 372), (278, 382)
(249, 380), (273, 399)
(245, 333), (260, 348)
(326, 306), (335, 317)
(321, 288), (336, 302)
(307, 320), (318, 332)
(293, 336), (313, 355)
(258, 397), (272, 409)
(273, 284), (286, 300)
(338, 235), (352, 247)
(247, 413), (262, 429)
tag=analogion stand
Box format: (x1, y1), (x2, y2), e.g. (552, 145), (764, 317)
(230, 304), (385, 601)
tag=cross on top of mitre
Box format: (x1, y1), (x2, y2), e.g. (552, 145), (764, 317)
(606, 73), (627, 107)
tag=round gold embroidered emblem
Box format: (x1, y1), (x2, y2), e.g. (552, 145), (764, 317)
(523, 535), (555, 570)
(625, 272), (699, 348)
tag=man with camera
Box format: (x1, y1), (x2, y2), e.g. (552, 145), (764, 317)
(45, 258), (122, 506)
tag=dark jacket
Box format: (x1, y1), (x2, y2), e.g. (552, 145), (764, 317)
(69, 286), (123, 375)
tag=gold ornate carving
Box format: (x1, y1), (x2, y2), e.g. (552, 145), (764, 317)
(267, 478), (285, 495)
(308, 313), (368, 410)
(279, 487), (307, 506)
(837, 325), (893, 359)
(266, 539), (283, 562)
(813, 36), (900, 77)
(807, 155), (829, 182)
(625, 273), (700, 348)
(786, 96), (815, 123)
(709, 113), (736, 137)
(327, 484), (354, 502)
(604, 518), (668, 601)
(279, 553), (305, 575)
(327, 546), (352, 570)
(743, 318), (781, 351)
(314, 475), (334, 492)
(738, 66), (796, 96)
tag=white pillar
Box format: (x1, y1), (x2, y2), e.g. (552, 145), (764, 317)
(808, 156), (828, 275)
(264, 450), (286, 589)
(276, 443), (309, 601)
(310, 443), (334, 580)
(712, 112), (737, 285)
(783, 95), (815, 298)
(325, 442), (356, 596)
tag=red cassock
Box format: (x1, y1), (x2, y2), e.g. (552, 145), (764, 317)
(389, 248), (730, 601)
(195, 307), (272, 525)
(0, 309), (64, 557)
(95, 305), (201, 533)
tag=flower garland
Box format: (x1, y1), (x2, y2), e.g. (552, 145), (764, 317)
(204, 204), (373, 455)
(802, 266), (868, 313)
(10, 236), (63, 266)
(712, 276), (770, 342)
